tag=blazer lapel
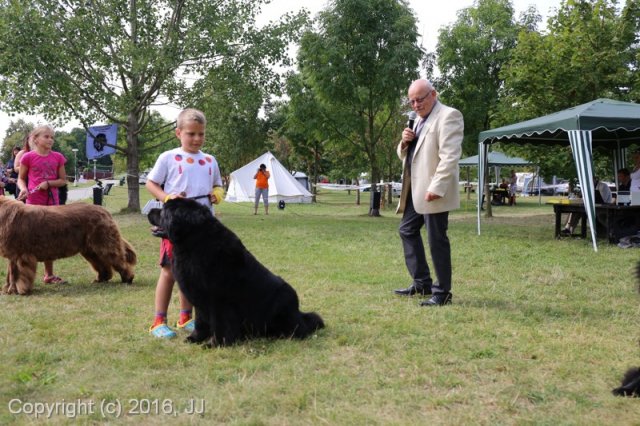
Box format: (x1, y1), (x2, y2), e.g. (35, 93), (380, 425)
(414, 102), (441, 153)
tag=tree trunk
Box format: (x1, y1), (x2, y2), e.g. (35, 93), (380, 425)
(368, 183), (380, 217)
(125, 112), (141, 212)
(368, 163), (381, 217)
(484, 182), (492, 218)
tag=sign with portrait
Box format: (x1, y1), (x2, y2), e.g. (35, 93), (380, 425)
(86, 124), (118, 160)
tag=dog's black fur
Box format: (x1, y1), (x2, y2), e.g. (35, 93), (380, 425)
(147, 198), (324, 347)
(612, 261), (640, 397)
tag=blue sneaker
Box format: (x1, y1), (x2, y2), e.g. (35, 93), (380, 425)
(176, 319), (195, 333)
(149, 323), (177, 339)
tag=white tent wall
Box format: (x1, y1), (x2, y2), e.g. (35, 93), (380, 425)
(225, 152), (313, 204)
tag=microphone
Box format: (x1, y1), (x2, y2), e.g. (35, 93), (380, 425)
(407, 111), (417, 129)
(406, 111), (418, 146)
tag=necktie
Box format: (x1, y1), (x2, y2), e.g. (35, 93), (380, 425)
(406, 118), (426, 177)
(414, 117), (426, 139)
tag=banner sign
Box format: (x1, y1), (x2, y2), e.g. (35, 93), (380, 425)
(86, 124), (118, 160)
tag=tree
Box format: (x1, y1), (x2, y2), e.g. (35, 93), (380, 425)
(376, 104), (405, 203)
(186, 71), (272, 177)
(279, 72), (334, 197)
(433, 0), (522, 155)
(496, 0), (640, 178)
(0, 0), (307, 211)
(296, 0), (423, 216)
(0, 119), (32, 161)
(499, 0), (639, 121)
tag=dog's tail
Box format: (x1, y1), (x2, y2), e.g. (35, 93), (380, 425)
(123, 239), (137, 265)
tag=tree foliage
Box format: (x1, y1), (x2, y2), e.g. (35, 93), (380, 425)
(0, 119), (32, 161)
(496, 0), (640, 179)
(433, 0), (522, 155)
(0, 0), (306, 211)
(296, 0), (423, 215)
(186, 67), (273, 177)
(499, 0), (640, 123)
(278, 72), (336, 192)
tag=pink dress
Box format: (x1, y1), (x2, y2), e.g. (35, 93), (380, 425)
(20, 151), (66, 205)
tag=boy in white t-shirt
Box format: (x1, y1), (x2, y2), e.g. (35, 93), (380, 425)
(145, 108), (224, 338)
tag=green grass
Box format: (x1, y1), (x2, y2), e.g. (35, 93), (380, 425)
(1, 187), (639, 424)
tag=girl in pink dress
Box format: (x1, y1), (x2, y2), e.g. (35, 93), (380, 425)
(17, 125), (68, 284)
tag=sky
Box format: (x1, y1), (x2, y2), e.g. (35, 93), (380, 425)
(0, 0), (561, 141)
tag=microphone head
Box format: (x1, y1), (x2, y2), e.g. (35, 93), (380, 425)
(407, 111), (417, 128)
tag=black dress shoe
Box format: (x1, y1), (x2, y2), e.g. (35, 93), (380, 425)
(420, 292), (452, 306)
(394, 283), (431, 296)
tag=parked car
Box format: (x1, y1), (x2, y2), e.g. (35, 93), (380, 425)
(139, 171), (149, 185)
(540, 180), (570, 196)
(360, 182), (401, 196)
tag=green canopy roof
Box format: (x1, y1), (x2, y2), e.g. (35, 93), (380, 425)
(459, 151), (533, 167)
(478, 98), (640, 147)
(476, 98), (640, 252)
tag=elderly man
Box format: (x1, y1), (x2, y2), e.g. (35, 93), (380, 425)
(393, 79), (463, 306)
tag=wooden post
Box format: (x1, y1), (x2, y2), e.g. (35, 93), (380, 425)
(484, 182), (492, 218)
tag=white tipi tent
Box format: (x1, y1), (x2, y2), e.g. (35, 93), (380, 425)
(226, 152), (313, 204)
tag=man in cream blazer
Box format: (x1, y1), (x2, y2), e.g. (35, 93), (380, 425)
(394, 79), (463, 306)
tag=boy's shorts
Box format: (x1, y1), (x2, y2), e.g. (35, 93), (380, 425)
(159, 238), (173, 267)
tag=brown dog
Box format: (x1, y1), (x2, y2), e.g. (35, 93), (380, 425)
(0, 197), (136, 295)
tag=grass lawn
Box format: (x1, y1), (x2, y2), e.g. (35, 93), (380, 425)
(1, 186), (639, 424)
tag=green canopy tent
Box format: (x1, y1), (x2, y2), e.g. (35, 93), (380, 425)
(460, 151), (537, 206)
(477, 98), (640, 252)
(459, 151), (533, 167)
(459, 151), (535, 184)
(458, 151), (540, 209)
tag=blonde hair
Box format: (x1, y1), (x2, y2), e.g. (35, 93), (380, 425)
(29, 124), (55, 146)
(177, 108), (206, 129)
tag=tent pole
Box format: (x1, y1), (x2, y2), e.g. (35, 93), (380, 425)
(537, 166), (541, 205)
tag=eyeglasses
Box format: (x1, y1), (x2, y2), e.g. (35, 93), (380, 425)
(409, 91), (432, 105)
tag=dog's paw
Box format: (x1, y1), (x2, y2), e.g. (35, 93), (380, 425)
(612, 386), (628, 396)
(4, 283), (22, 295)
(612, 367), (640, 397)
(612, 386), (640, 397)
(185, 330), (209, 345)
(205, 335), (229, 348)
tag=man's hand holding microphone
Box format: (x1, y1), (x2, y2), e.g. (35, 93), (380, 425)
(401, 111), (417, 150)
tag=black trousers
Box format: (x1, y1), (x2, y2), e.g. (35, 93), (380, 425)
(398, 191), (452, 294)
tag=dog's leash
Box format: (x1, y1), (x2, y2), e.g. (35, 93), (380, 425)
(189, 194), (211, 203)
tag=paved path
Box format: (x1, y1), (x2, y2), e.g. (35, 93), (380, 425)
(67, 179), (123, 202)
(67, 186), (95, 202)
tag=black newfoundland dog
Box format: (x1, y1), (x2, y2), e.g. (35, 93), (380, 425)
(147, 198), (324, 347)
(612, 260), (640, 397)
